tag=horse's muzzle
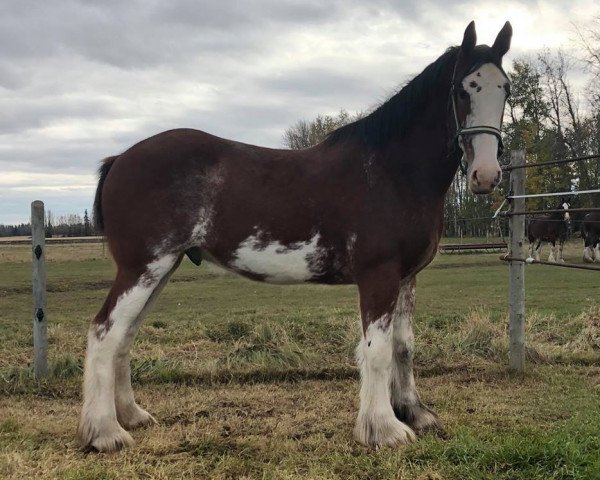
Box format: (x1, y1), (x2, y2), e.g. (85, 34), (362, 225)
(469, 167), (502, 194)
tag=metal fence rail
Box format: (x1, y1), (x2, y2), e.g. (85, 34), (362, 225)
(506, 189), (600, 200)
(502, 153), (600, 171)
(501, 207), (600, 217)
(501, 255), (600, 272)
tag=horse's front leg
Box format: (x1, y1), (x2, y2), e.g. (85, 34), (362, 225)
(534, 240), (542, 261)
(557, 240), (565, 263)
(527, 241), (535, 261)
(354, 263), (416, 448)
(391, 278), (444, 435)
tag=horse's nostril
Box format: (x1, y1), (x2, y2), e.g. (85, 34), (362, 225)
(472, 170), (479, 184)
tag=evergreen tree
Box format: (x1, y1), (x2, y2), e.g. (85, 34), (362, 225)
(45, 210), (54, 238)
(84, 209), (91, 236)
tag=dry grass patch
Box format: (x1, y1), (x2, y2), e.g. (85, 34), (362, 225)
(2, 367), (599, 479)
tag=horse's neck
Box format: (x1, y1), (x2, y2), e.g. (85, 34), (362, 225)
(381, 91), (457, 197)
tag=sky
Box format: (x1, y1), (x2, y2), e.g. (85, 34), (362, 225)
(1, 0), (598, 224)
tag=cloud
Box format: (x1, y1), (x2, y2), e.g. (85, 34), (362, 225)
(1, 0), (598, 223)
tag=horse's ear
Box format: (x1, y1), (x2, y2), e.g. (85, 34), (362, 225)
(461, 21), (477, 54)
(492, 21), (512, 58)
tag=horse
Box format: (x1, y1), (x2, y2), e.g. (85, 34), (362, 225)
(527, 200), (570, 263)
(582, 212), (600, 262)
(78, 21), (512, 452)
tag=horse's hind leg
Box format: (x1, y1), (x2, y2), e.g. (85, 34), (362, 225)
(557, 240), (565, 263)
(548, 241), (556, 262)
(534, 241), (542, 261)
(390, 278), (443, 436)
(583, 243), (594, 263)
(77, 253), (180, 452)
(115, 256), (182, 430)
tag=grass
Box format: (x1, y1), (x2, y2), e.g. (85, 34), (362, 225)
(0, 239), (599, 479)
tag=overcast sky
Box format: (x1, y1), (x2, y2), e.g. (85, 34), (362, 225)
(1, 0), (598, 224)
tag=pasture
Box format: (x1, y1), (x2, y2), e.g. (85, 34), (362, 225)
(0, 240), (599, 479)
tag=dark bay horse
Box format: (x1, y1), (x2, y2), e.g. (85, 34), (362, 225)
(582, 212), (600, 262)
(78, 21), (512, 452)
(527, 201), (570, 263)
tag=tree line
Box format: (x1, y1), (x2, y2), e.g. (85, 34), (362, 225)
(0, 209), (96, 238)
(283, 19), (600, 238)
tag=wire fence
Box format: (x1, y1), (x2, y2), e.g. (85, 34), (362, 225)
(506, 189), (600, 200)
(501, 207), (600, 216)
(502, 153), (600, 171)
(500, 255), (600, 272)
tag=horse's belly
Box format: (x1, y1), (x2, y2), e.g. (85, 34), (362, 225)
(226, 233), (323, 284)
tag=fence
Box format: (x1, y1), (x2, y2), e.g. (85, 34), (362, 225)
(31, 201), (48, 377)
(500, 150), (600, 372)
(24, 152), (600, 377)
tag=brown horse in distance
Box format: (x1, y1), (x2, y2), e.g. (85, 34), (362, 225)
(527, 200), (570, 263)
(78, 21), (512, 452)
(582, 212), (600, 262)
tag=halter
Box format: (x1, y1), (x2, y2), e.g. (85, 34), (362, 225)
(450, 64), (506, 175)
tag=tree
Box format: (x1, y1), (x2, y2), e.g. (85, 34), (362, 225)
(574, 16), (600, 206)
(84, 209), (91, 236)
(575, 15), (600, 106)
(45, 210), (54, 238)
(282, 109), (359, 149)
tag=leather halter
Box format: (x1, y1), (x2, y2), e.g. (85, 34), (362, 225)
(451, 63), (506, 175)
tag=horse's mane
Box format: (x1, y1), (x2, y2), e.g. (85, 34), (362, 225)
(325, 47), (460, 148)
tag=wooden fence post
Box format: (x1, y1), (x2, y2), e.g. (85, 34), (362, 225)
(508, 151), (526, 372)
(31, 200), (48, 378)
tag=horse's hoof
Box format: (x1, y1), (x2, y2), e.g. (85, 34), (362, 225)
(77, 416), (135, 453)
(394, 401), (446, 438)
(354, 412), (416, 448)
(89, 428), (134, 453)
(118, 406), (157, 431)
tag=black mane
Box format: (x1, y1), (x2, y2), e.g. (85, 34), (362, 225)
(325, 47), (460, 148)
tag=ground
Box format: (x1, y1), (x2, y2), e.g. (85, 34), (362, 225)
(0, 239), (599, 479)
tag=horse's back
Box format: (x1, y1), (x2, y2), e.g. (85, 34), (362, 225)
(98, 128), (339, 268)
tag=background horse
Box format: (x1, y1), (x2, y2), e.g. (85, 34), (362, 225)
(582, 212), (600, 262)
(527, 200), (570, 263)
(78, 21), (512, 452)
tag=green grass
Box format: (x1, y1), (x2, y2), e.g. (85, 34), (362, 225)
(0, 240), (599, 479)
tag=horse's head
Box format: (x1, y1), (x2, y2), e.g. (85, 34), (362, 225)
(452, 21), (512, 194)
(559, 199), (571, 223)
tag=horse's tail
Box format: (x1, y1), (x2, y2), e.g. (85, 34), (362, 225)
(93, 156), (118, 234)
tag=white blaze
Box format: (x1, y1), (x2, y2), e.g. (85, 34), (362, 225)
(463, 63), (507, 156)
(562, 202), (570, 221)
(462, 63), (508, 193)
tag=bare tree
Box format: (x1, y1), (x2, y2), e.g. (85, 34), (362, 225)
(282, 109), (360, 149)
(575, 15), (600, 105)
